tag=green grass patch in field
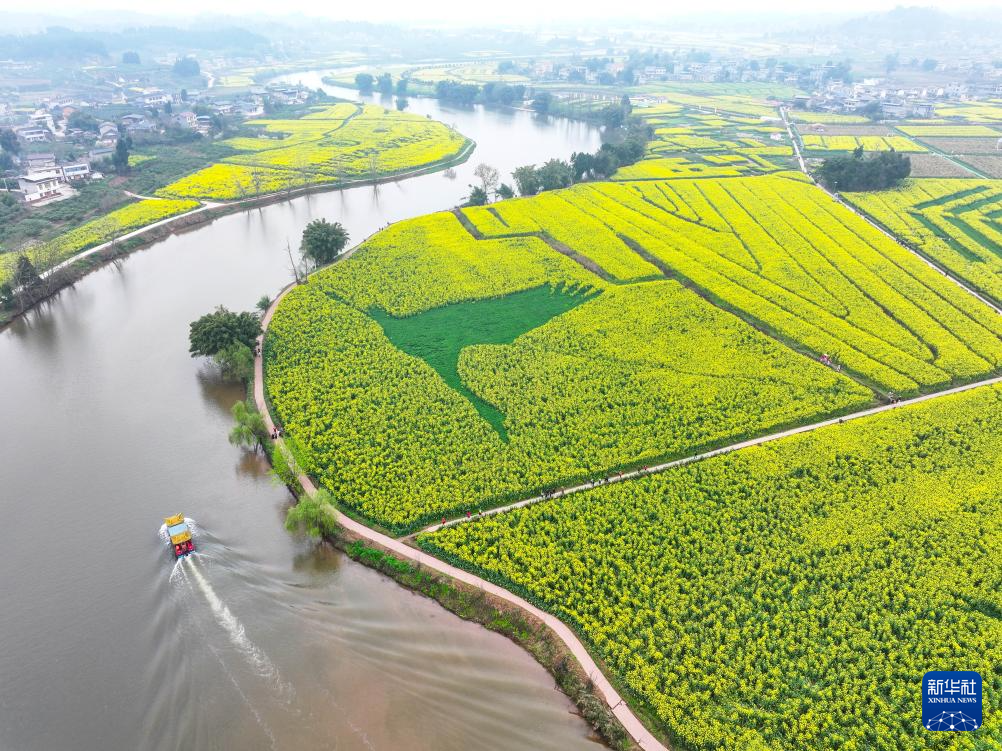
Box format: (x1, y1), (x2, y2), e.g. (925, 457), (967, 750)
(370, 283), (597, 439)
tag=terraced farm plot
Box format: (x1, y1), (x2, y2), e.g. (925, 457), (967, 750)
(900, 124), (1001, 138)
(904, 153), (978, 178)
(646, 91), (778, 118)
(265, 206), (872, 531)
(958, 155), (1002, 179)
(613, 157), (747, 180)
(266, 172), (1002, 531)
(421, 383), (1002, 751)
(558, 177), (1002, 393)
(921, 137), (1002, 155)
(157, 103), (469, 200)
(789, 110), (869, 124)
(800, 134), (925, 152)
(627, 102), (792, 178)
(934, 100), (1002, 122)
(845, 179), (1002, 305)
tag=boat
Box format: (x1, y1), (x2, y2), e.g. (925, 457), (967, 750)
(164, 514), (195, 558)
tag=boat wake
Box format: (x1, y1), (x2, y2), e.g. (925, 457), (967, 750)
(179, 557), (295, 703)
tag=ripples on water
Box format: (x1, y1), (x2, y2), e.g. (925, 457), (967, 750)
(0, 77), (603, 751)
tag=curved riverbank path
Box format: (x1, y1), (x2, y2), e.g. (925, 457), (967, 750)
(36, 138), (475, 285)
(256, 252), (1002, 750)
(254, 277), (669, 751)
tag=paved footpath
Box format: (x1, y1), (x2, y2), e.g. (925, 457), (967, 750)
(420, 373), (1002, 535)
(254, 279), (669, 751)
(255, 248), (1002, 751)
(779, 106), (1002, 317)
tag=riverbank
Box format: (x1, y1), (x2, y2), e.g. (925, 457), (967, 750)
(253, 270), (669, 751)
(338, 533), (633, 750)
(0, 137), (474, 333)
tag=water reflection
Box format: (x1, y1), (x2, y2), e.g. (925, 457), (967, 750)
(0, 74), (603, 751)
(194, 366), (245, 417)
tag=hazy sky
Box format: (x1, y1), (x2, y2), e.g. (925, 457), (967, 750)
(6, 0), (992, 25)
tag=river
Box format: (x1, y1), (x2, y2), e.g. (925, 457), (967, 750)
(0, 75), (603, 750)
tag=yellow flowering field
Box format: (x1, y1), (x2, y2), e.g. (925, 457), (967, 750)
(612, 157), (746, 180)
(801, 134), (926, 152)
(266, 257), (869, 531)
(421, 382), (1002, 750)
(1, 199), (199, 284)
(264, 172), (1002, 531)
(845, 178), (1002, 304)
(157, 103), (469, 200)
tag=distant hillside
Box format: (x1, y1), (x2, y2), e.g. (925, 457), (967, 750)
(837, 5), (1000, 41)
(0, 25), (270, 62)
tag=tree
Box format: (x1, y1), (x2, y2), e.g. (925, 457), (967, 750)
(860, 100), (883, 121)
(285, 488), (340, 539)
(395, 97), (408, 111)
(571, 151), (595, 181)
(592, 149), (619, 177)
(497, 183), (514, 200)
(531, 92), (553, 114)
(121, 51), (140, 65)
(0, 282), (14, 310)
(0, 127), (19, 154)
(922, 58), (938, 71)
(67, 111), (99, 132)
(377, 73), (393, 95)
(300, 218), (349, 269)
(395, 77), (409, 96)
(512, 165), (540, 197)
(884, 52), (899, 74)
(464, 185), (488, 206)
(12, 254), (41, 291)
(112, 127), (132, 174)
(537, 159), (574, 191)
(473, 163), (499, 197)
(256, 294), (271, 314)
(816, 150), (911, 192)
(189, 306), (261, 358)
(355, 73), (375, 95)
(435, 81), (479, 105)
(229, 400), (268, 451)
(215, 341), (255, 382)
(172, 57), (200, 77)
(601, 104), (625, 128)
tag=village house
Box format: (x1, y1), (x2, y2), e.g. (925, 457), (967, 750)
(17, 127), (50, 144)
(194, 115), (213, 133)
(172, 110), (197, 129)
(17, 170), (62, 202)
(60, 162), (91, 181)
(25, 153), (57, 171)
(89, 146), (115, 162)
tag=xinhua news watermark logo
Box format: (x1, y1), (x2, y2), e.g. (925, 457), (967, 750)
(923, 671), (982, 731)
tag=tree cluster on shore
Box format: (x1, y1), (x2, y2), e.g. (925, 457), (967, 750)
(817, 148), (911, 192)
(463, 108), (652, 205)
